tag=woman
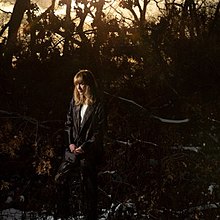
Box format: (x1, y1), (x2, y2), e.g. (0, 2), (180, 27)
(55, 69), (106, 220)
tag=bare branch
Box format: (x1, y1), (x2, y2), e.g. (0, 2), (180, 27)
(0, 8), (12, 14)
(109, 4), (134, 25)
(0, 110), (49, 129)
(104, 91), (190, 124)
(0, 21), (10, 37)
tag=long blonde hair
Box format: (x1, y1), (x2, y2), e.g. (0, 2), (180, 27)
(73, 70), (97, 105)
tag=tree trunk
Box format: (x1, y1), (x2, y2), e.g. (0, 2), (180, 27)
(4, 0), (29, 68)
(26, 3), (36, 58)
(209, 0), (220, 36)
(63, 0), (72, 56)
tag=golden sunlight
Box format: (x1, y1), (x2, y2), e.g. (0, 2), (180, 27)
(0, 0), (159, 18)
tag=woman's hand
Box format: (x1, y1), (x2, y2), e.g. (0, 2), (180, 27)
(74, 147), (84, 155)
(69, 144), (77, 152)
(69, 144), (84, 155)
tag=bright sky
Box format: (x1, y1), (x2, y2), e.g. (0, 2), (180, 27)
(0, 0), (55, 13)
(0, 0), (159, 17)
(1, 0), (217, 26)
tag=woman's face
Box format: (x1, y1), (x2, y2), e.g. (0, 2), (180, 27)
(76, 83), (86, 95)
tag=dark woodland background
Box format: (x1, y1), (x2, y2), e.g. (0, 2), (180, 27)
(0, 0), (220, 219)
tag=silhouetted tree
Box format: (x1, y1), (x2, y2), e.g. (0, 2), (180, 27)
(63, 0), (72, 55)
(3, 0), (30, 68)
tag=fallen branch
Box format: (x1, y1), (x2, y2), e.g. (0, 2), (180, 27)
(152, 115), (189, 124)
(171, 146), (201, 153)
(105, 136), (159, 148)
(165, 202), (220, 216)
(104, 91), (190, 124)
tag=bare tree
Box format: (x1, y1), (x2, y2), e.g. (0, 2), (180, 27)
(4, 0), (30, 67)
(120, 0), (151, 30)
(209, 0), (220, 36)
(63, 0), (72, 55)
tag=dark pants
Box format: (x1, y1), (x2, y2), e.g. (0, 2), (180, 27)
(80, 159), (98, 220)
(55, 157), (98, 220)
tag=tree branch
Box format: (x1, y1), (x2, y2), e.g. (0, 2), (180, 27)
(104, 91), (190, 124)
(0, 110), (49, 129)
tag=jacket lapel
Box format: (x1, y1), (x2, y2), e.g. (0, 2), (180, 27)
(73, 105), (81, 132)
(80, 104), (96, 130)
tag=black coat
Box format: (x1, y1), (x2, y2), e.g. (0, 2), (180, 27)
(65, 98), (106, 162)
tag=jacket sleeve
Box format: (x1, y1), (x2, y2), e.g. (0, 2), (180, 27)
(65, 99), (74, 145)
(80, 102), (106, 152)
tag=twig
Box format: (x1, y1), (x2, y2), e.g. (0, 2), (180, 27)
(115, 139), (133, 147)
(135, 138), (159, 147)
(0, 110), (49, 129)
(0, 8), (12, 14)
(98, 187), (112, 200)
(0, 21), (10, 37)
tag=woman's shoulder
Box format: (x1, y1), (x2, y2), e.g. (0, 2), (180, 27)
(94, 98), (106, 115)
(68, 97), (77, 109)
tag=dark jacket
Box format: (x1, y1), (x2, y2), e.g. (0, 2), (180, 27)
(65, 98), (106, 162)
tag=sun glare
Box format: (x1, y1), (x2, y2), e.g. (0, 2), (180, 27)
(0, 2), (14, 12)
(0, 0), (159, 18)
